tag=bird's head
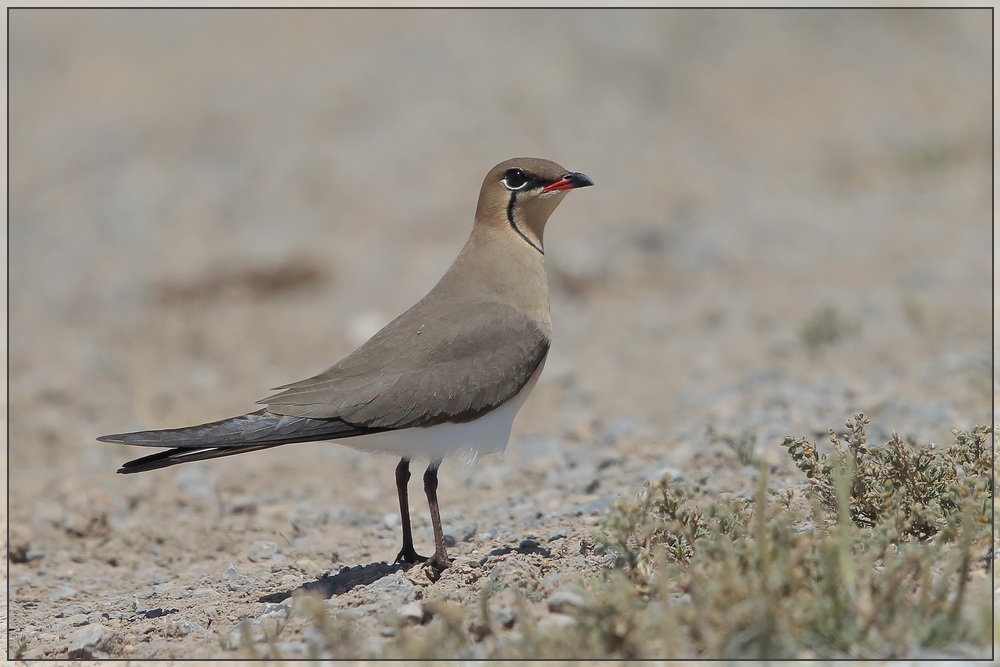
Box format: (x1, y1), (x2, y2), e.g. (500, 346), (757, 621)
(475, 157), (594, 253)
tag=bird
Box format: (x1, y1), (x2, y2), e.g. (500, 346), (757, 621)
(98, 157), (594, 570)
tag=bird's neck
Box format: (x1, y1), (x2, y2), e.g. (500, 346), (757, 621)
(441, 224), (552, 334)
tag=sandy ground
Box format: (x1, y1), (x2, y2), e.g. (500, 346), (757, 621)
(7, 9), (992, 660)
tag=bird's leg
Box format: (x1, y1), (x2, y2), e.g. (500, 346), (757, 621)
(423, 458), (451, 570)
(393, 458), (426, 564)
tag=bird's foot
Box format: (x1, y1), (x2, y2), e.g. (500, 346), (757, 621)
(394, 546), (427, 565)
(427, 551), (451, 571)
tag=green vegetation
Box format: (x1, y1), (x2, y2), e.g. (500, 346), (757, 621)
(265, 417), (993, 659)
(589, 416), (993, 658)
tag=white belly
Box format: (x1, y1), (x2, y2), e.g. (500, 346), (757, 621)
(333, 360), (545, 463)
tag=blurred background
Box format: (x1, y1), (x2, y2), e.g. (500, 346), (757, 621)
(7, 11), (992, 656)
(9, 8), (991, 526)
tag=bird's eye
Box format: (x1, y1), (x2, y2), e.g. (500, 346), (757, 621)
(502, 169), (529, 191)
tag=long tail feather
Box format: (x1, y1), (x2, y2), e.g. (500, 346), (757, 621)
(98, 409), (384, 474)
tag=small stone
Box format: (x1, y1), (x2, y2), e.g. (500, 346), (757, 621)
(164, 620), (201, 637)
(134, 567), (170, 584)
(190, 588), (220, 598)
(261, 602), (289, 619)
(548, 589), (587, 614)
(366, 573), (418, 602)
(247, 541), (280, 562)
(383, 513), (401, 530)
(229, 619), (260, 647)
(55, 604), (93, 618)
(476, 527), (500, 542)
(291, 507), (329, 533)
(575, 495), (615, 516)
(641, 463), (685, 484)
(152, 582), (190, 599)
(450, 555), (479, 568)
(396, 601), (428, 626)
(494, 608), (516, 629)
(49, 585), (78, 601)
(455, 521), (478, 543)
(68, 624), (117, 659)
(547, 529), (567, 542)
(224, 563), (254, 593)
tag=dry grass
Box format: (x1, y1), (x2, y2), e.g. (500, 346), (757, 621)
(269, 418), (994, 659)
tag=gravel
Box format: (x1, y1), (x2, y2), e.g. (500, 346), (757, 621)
(9, 10), (989, 661)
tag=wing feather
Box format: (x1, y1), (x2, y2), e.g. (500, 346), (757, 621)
(261, 300), (549, 428)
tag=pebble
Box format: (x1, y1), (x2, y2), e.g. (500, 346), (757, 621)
(164, 619), (201, 637)
(67, 624), (117, 659)
(49, 585), (78, 601)
(224, 562), (245, 580)
(55, 604), (93, 618)
(643, 464), (685, 484)
(229, 619), (262, 647)
(396, 601), (427, 625)
(449, 521), (478, 544)
(291, 507), (329, 533)
(547, 589), (588, 614)
(261, 602), (290, 619)
(190, 588), (220, 598)
(547, 529), (567, 542)
(66, 613), (90, 627)
(573, 495), (615, 516)
(152, 582), (190, 599)
(477, 527), (501, 542)
(224, 563), (255, 593)
(247, 540), (281, 562)
(494, 608), (517, 629)
(293, 558), (320, 574)
(365, 573), (418, 602)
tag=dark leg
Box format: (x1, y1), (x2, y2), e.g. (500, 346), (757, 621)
(393, 458), (426, 564)
(423, 458), (451, 570)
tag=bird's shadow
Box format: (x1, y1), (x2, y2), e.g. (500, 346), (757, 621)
(258, 561), (412, 603)
(258, 541), (552, 604)
(486, 541), (551, 560)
